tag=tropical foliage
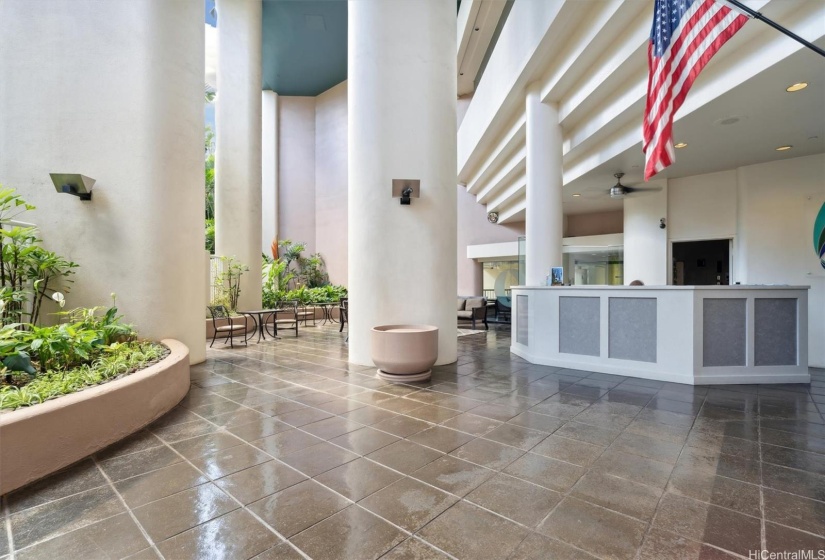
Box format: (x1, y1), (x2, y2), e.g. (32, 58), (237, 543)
(0, 187), (163, 410)
(261, 239), (345, 308)
(0, 187), (78, 326)
(0, 340), (166, 410)
(211, 256), (248, 313)
(204, 126), (216, 253)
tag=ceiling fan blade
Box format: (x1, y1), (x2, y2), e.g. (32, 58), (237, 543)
(626, 186), (663, 194)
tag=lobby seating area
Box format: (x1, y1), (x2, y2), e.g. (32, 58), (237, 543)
(3, 324), (823, 560)
(457, 296), (488, 330)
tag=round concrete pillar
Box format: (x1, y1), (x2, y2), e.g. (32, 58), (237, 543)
(525, 83), (564, 286)
(0, 0), (207, 363)
(215, 0), (263, 311)
(348, 0), (457, 366)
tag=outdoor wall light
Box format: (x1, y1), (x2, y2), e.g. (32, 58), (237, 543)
(49, 173), (95, 201)
(392, 179), (420, 206)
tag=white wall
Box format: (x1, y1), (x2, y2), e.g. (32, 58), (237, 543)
(278, 97), (317, 253)
(737, 154), (825, 367)
(668, 170), (737, 242)
(623, 182), (668, 286)
(0, 0), (206, 362)
(315, 82), (349, 286)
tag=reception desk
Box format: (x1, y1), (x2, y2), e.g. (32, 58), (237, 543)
(509, 285), (810, 385)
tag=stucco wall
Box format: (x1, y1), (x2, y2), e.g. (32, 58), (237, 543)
(278, 96), (317, 254)
(315, 82), (349, 286)
(457, 186), (525, 296)
(566, 210), (623, 238)
(0, 0), (206, 363)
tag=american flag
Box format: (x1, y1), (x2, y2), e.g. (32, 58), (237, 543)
(643, 0), (749, 180)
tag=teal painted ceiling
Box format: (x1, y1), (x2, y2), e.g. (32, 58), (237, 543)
(262, 0), (347, 96)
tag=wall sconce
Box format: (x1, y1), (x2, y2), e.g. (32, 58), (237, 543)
(392, 179), (420, 206)
(659, 218), (666, 229)
(49, 173), (95, 201)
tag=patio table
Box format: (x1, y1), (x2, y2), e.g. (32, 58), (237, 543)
(238, 309), (280, 342)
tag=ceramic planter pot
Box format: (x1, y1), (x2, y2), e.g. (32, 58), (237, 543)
(371, 325), (438, 382)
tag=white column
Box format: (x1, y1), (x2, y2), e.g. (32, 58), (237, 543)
(215, 0), (263, 310)
(525, 83), (563, 286)
(262, 90), (279, 255)
(0, 0), (206, 363)
(348, 0), (457, 366)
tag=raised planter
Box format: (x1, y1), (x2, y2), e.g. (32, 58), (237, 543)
(371, 325), (438, 383)
(0, 339), (190, 495)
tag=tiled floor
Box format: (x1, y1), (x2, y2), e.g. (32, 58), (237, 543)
(2, 324), (824, 560)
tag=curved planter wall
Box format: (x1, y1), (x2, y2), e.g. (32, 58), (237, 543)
(0, 339), (190, 495)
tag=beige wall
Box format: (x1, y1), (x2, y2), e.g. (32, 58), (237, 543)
(0, 0), (206, 362)
(315, 82), (349, 286)
(457, 186), (525, 295)
(278, 96), (317, 254)
(566, 210), (623, 237)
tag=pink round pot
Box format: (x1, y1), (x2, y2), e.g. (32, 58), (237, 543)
(371, 325), (438, 382)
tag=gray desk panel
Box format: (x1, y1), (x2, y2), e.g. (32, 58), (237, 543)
(703, 298), (746, 367)
(516, 295), (528, 346)
(559, 297), (600, 357)
(755, 298), (798, 366)
(609, 298), (657, 363)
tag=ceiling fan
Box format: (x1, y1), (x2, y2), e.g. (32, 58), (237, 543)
(582, 172), (662, 199)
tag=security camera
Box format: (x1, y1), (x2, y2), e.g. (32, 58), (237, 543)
(659, 218), (666, 229)
(400, 187), (413, 205)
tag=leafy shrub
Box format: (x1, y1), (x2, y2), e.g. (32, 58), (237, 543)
(0, 187), (78, 326)
(0, 341), (166, 410)
(211, 256), (248, 313)
(0, 304), (136, 376)
(261, 240), (345, 307)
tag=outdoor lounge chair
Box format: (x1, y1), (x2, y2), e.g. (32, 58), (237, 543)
(207, 305), (248, 348)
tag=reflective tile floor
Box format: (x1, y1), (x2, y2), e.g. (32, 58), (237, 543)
(2, 324), (825, 560)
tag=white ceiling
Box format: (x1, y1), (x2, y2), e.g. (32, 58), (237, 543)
(562, 40), (825, 214)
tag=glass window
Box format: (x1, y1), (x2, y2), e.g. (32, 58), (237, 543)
(562, 248), (623, 286)
(482, 261), (519, 299)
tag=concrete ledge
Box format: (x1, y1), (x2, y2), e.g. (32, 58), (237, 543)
(0, 339), (190, 495)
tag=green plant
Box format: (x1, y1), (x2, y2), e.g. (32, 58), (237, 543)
(213, 256), (248, 313)
(0, 187), (77, 326)
(302, 253), (329, 288)
(0, 341), (166, 410)
(205, 218), (215, 254)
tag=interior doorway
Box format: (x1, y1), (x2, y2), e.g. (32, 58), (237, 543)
(672, 239), (730, 285)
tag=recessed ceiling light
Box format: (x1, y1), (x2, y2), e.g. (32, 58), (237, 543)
(786, 82), (808, 92)
(775, 145), (793, 151)
(674, 142), (688, 148)
(572, 193), (581, 197)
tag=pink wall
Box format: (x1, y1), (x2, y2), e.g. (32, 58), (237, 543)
(457, 185), (525, 295)
(315, 82), (348, 286)
(565, 210), (623, 237)
(278, 97), (317, 254)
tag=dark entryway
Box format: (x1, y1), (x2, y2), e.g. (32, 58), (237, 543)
(672, 239), (730, 285)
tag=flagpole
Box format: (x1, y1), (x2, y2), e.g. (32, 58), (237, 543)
(725, 0), (825, 58)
